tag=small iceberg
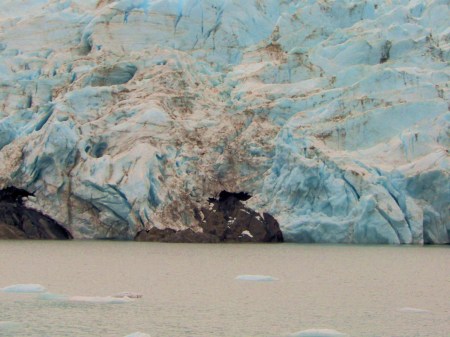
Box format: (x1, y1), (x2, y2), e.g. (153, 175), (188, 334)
(398, 307), (430, 313)
(124, 332), (151, 337)
(68, 296), (133, 304)
(235, 275), (278, 282)
(1, 284), (47, 293)
(38, 293), (67, 301)
(0, 321), (20, 332)
(39, 292), (138, 304)
(113, 292), (143, 299)
(289, 328), (347, 337)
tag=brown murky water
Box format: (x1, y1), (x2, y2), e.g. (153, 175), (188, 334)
(0, 241), (449, 337)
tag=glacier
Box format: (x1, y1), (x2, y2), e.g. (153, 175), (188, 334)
(0, 0), (448, 243)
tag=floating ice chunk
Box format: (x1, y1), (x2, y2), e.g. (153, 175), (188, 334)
(289, 329), (347, 337)
(1, 284), (47, 293)
(235, 275), (277, 282)
(39, 292), (140, 303)
(38, 293), (64, 300)
(398, 307), (430, 313)
(124, 332), (151, 337)
(68, 296), (133, 304)
(0, 321), (20, 331)
(113, 292), (143, 299)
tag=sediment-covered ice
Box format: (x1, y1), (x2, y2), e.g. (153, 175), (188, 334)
(289, 329), (347, 337)
(1, 284), (47, 293)
(0, 0), (448, 244)
(235, 275), (278, 282)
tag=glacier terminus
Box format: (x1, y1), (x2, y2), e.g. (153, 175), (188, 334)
(0, 0), (448, 244)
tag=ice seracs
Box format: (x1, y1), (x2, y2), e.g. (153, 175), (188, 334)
(0, 0), (448, 244)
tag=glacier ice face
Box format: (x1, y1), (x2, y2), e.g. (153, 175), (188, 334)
(0, 0), (448, 243)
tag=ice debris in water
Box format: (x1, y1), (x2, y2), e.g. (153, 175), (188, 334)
(40, 294), (133, 304)
(124, 333), (151, 337)
(0, 321), (20, 331)
(38, 293), (67, 301)
(289, 329), (347, 337)
(113, 292), (143, 299)
(68, 296), (133, 304)
(235, 275), (277, 282)
(398, 307), (430, 313)
(1, 284), (46, 293)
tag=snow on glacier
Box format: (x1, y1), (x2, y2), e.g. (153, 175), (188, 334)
(0, 0), (448, 243)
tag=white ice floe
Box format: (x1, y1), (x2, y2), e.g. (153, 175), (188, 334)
(289, 329), (347, 337)
(39, 292), (139, 303)
(113, 292), (143, 299)
(124, 332), (151, 337)
(68, 296), (133, 304)
(235, 275), (277, 282)
(1, 284), (47, 293)
(0, 321), (20, 330)
(38, 293), (67, 301)
(398, 307), (430, 313)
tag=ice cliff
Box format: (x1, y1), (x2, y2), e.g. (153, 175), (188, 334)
(0, 0), (448, 243)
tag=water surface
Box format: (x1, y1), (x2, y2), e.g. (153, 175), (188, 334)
(0, 241), (448, 337)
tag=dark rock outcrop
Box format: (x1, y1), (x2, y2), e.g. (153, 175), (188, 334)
(135, 227), (220, 243)
(0, 187), (72, 240)
(135, 191), (283, 243)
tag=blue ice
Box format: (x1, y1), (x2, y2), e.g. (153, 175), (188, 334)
(1, 284), (47, 293)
